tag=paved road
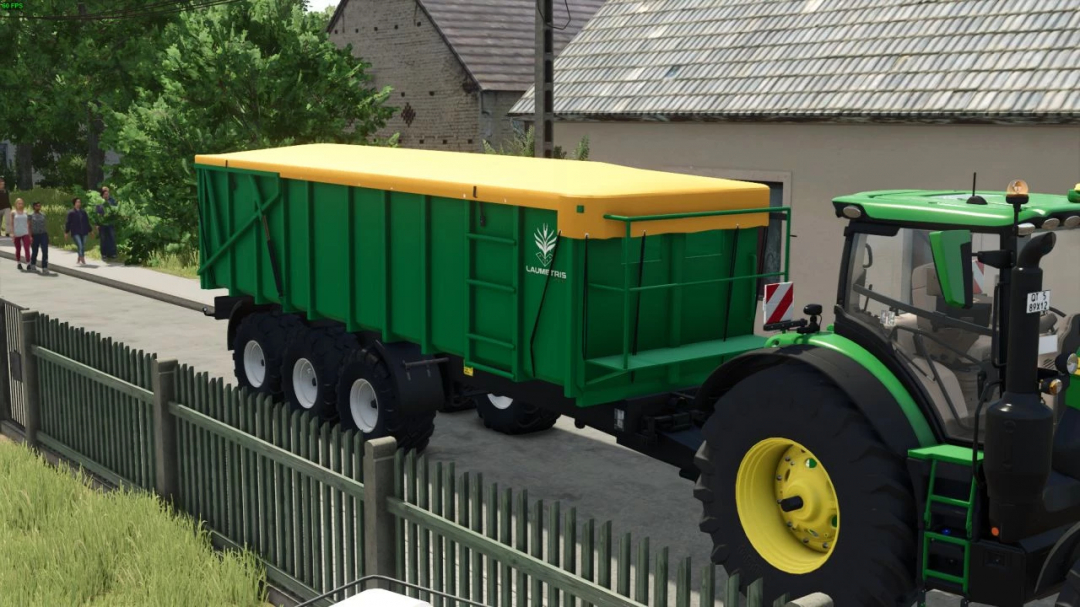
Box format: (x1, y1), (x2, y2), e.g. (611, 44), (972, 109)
(0, 262), (1053, 607)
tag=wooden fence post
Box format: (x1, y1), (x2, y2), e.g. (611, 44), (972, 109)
(19, 310), (39, 448)
(364, 436), (399, 590)
(152, 359), (179, 504)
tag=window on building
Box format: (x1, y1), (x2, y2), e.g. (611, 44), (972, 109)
(748, 181), (784, 298)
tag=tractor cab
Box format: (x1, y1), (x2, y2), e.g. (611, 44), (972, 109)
(830, 182), (1080, 606)
(834, 186), (1080, 444)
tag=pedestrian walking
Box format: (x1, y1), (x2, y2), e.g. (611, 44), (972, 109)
(96, 185), (119, 259)
(0, 178), (10, 238)
(65, 197), (94, 265)
(28, 201), (48, 274)
(8, 197), (30, 270)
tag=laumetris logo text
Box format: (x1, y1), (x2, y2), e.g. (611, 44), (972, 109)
(526, 224), (566, 280)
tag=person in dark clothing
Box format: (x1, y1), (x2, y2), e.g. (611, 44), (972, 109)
(0, 178), (10, 238)
(28, 201), (49, 273)
(96, 185), (119, 259)
(64, 197), (94, 265)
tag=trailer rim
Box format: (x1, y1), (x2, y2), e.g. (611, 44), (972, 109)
(487, 394), (515, 411)
(350, 378), (380, 433)
(243, 340), (267, 388)
(293, 358), (320, 410)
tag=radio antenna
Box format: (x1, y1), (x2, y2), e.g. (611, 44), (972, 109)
(967, 172), (987, 205)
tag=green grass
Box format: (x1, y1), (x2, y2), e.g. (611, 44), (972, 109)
(145, 249), (201, 279)
(10, 187), (200, 279)
(0, 439), (268, 607)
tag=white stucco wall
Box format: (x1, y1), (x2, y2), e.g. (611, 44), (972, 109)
(555, 121), (1080, 323)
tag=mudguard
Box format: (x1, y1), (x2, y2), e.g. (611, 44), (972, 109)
(373, 341), (446, 416)
(1036, 523), (1080, 597)
(223, 296), (266, 351)
(694, 341), (935, 456)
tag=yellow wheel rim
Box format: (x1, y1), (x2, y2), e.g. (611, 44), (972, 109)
(735, 438), (839, 574)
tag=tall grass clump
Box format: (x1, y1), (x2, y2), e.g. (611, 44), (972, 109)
(0, 441), (266, 607)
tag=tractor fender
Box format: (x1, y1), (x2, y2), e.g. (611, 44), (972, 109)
(372, 341), (446, 416)
(694, 344), (930, 457)
(1035, 522), (1080, 596)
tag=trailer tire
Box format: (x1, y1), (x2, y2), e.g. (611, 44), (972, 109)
(694, 363), (917, 607)
(281, 326), (358, 421)
(476, 395), (560, 435)
(336, 347), (436, 452)
(232, 311), (300, 397)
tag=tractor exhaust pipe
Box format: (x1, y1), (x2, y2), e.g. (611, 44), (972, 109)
(985, 232), (1057, 542)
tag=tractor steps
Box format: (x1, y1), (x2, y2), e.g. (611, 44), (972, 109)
(909, 446), (982, 604)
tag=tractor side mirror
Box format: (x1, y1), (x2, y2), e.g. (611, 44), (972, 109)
(930, 230), (974, 309)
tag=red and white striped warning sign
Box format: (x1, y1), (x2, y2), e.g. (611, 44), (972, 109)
(763, 282), (795, 325)
(972, 259), (986, 295)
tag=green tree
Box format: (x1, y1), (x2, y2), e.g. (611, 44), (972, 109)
(103, 0), (393, 259)
(0, 1), (175, 190)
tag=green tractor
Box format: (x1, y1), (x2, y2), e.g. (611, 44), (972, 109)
(694, 180), (1080, 606)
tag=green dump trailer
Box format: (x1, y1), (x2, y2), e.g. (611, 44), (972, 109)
(195, 143), (784, 466)
(197, 145), (1080, 606)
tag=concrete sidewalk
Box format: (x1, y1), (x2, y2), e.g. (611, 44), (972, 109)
(0, 236), (227, 311)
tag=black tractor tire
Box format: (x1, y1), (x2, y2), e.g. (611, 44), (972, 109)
(280, 325), (358, 420)
(476, 394), (560, 435)
(1058, 560), (1080, 607)
(694, 363), (918, 607)
(231, 311), (300, 397)
(335, 346), (436, 452)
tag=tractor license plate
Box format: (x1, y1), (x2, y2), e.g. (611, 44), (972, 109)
(1027, 290), (1051, 314)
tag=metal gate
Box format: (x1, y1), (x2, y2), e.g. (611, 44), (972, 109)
(0, 299), (26, 429)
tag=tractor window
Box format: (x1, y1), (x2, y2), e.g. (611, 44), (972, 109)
(844, 229), (1001, 441)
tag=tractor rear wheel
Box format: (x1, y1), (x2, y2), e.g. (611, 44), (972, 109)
(694, 364), (917, 606)
(476, 394), (560, 435)
(335, 346), (436, 452)
(1058, 559), (1080, 607)
(280, 326), (358, 420)
(232, 311), (300, 397)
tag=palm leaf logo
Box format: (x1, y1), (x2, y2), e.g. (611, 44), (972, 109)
(534, 224), (557, 267)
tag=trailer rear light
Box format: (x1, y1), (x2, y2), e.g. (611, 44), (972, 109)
(841, 205), (862, 219)
(991, 526), (1000, 537)
(1042, 217), (1061, 230)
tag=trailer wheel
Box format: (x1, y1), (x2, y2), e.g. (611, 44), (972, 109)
(281, 326), (358, 420)
(476, 394), (560, 435)
(335, 347), (436, 452)
(694, 364), (917, 606)
(231, 311), (300, 397)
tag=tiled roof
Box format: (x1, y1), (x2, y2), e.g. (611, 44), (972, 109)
(329, 0), (604, 92)
(510, 0), (1080, 123)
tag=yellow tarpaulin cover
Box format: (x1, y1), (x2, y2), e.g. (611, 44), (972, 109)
(194, 144), (770, 239)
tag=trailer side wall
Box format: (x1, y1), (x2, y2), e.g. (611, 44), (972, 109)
(198, 166), (763, 407)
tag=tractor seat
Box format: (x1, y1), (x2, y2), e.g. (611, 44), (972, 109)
(910, 263), (993, 364)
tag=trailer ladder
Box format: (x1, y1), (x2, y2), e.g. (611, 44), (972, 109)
(463, 202), (523, 381)
(910, 445), (981, 604)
